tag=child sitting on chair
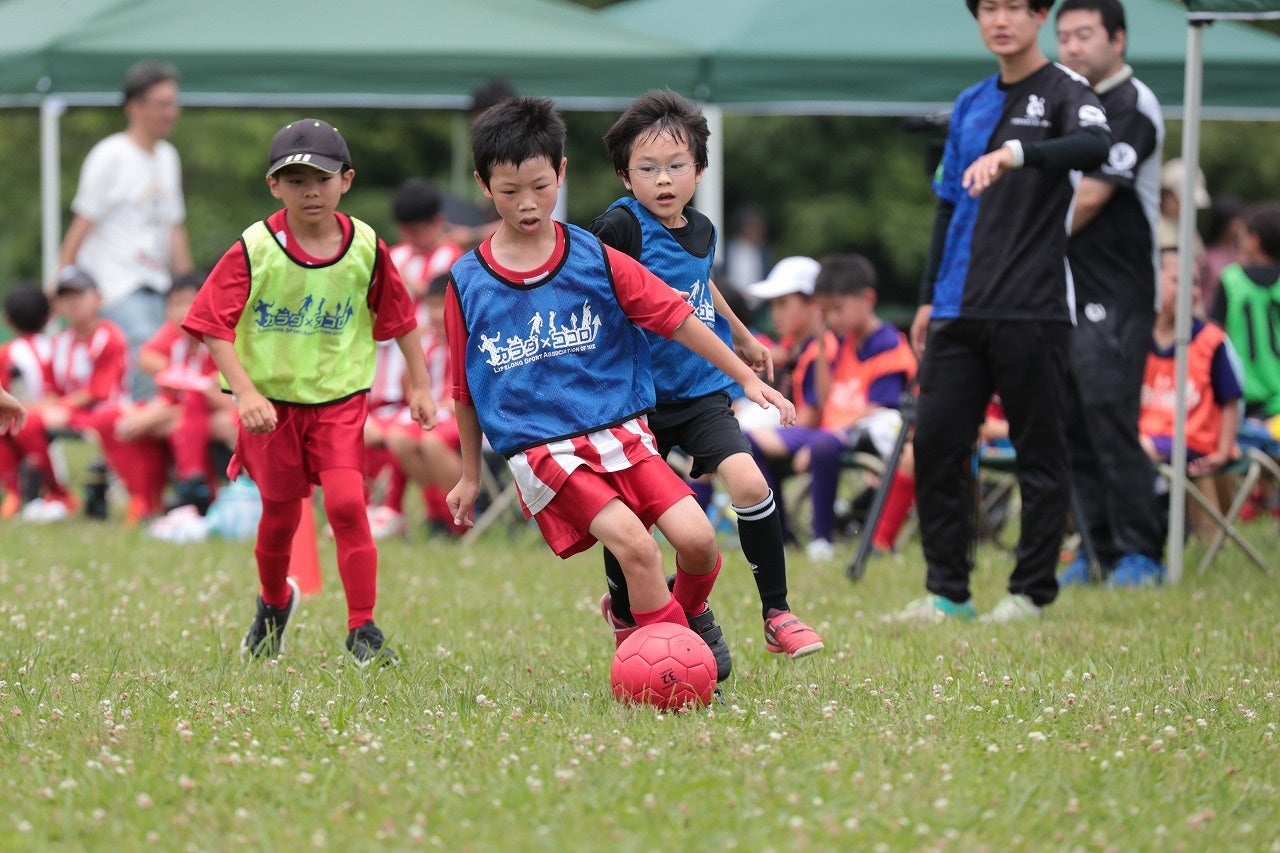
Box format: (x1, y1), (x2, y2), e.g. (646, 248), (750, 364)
(746, 253), (915, 561)
(0, 282), (76, 520)
(1140, 248), (1244, 542)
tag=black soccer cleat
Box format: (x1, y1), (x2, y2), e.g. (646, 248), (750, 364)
(242, 577), (300, 660)
(346, 621), (401, 668)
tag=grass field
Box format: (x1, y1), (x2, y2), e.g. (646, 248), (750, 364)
(2, 494), (1279, 851)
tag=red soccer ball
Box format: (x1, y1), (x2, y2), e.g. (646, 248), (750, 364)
(610, 622), (717, 710)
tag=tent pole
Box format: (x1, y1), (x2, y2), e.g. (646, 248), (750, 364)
(697, 103), (725, 243)
(1169, 20), (1207, 585)
(40, 96), (67, 287)
(450, 112), (470, 199)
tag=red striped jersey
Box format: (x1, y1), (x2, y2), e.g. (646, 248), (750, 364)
(49, 321), (128, 402)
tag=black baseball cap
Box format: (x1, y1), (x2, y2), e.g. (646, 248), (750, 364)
(54, 265), (98, 295)
(266, 118), (351, 178)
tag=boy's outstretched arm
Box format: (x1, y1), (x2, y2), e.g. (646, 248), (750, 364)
(392, 326), (437, 429)
(671, 315), (796, 427)
(203, 337), (277, 434)
(709, 279), (772, 381)
(446, 403), (484, 527)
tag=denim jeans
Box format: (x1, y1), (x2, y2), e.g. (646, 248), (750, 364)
(102, 287), (166, 402)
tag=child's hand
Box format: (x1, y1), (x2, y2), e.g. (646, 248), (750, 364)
(40, 402), (71, 432)
(446, 477), (481, 528)
(743, 378), (796, 427)
(734, 336), (774, 382)
(407, 387), (438, 430)
(1188, 450), (1229, 477)
(113, 403), (142, 442)
(237, 389), (278, 434)
(0, 390), (26, 435)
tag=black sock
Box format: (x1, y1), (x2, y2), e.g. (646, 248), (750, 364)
(602, 547), (632, 623)
(735, 490), (789, 618)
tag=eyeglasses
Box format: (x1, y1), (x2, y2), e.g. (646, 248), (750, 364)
(626, 162), (695, 180)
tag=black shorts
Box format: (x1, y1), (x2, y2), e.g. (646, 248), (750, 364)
(649, 391), (752, 479)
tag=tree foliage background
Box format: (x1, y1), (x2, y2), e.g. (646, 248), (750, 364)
(0, 0), (1278, 321)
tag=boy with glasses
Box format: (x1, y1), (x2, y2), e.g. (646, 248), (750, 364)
(590, 90), (825, 673)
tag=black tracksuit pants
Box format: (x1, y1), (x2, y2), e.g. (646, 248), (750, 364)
(1063, 303), (1164, 567)
(913, 318), (1070, 608)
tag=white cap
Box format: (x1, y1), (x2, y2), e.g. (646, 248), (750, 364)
(744, 256), (820, 300)
(1161, 158), (1211, 209)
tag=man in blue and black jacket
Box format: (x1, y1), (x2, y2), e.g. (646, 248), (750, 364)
(894, 0), (1111, 624)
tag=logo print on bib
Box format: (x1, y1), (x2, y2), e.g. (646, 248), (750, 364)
(477, 300), (602, 371)
(252, 294), (355, 334)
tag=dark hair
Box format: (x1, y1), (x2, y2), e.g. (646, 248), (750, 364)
(3, 282), (51, 333)
(169, 271), (204, 296)
(967, 0), (1055, 18)
(471, 96), (566, 186)
(1056, 0), (1126, 37)
(813, 254), (878, 297)
(603, 89), (710, 176)
(1240, 201), (1280, 260)
(122, 60), (179, 103)
(425, 272), (452, 299)
(1205, 193), (1245, 246)
(392, 178), (444, 224)
(470, 78), (519, 116)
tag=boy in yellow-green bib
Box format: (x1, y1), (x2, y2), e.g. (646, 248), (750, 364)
(184, 118), (435, 667)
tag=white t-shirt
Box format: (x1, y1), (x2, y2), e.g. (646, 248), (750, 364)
(70, 132), (186, 306)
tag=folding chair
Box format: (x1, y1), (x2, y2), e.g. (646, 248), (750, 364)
(888, 444), (1023, 556)
(886, 442), (1100, 573)
(973, 442), (1021, 552)
(1163, 445), (1280, 576)
(460, 449), (525, 543)
(781, 446), (885, 550)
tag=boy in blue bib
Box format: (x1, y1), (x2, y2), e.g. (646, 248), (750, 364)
(591, 91), (825, 669)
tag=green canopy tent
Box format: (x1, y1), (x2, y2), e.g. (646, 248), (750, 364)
(5, 0), (699, 103)
(605, 0), (1280, 114)
(0, 0), (129, 98)
(603, 0), (1280, 254)
(0, 0), (700, 280)
(1167, 0), (1280, 583)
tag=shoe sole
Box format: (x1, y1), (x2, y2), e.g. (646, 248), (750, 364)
(766, 639), (826, 658)
(352, 651), (400, 669)
(764, 614), (825, 658)
(241, 576), (301, 660)
(1107, 578), (1163, 589)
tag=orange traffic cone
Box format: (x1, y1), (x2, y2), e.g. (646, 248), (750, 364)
(289, 494), (323, 596)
